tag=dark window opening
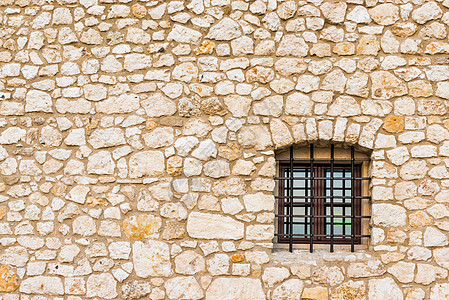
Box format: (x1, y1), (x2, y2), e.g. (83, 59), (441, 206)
(275, 144), (371, 253)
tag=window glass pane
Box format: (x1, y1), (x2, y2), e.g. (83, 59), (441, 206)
(284, 168), (310, 238)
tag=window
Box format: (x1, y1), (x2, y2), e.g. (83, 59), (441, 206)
(275, 144), (371, 252)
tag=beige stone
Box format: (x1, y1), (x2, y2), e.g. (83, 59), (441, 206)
(206, 278), (264, 300)
(123, 215), (162, 240)
(187, 212), (244, 240)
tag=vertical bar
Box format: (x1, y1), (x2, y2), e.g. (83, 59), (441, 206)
(310, 144), (314, 253)
(342, 169), (346, 239)
(330, 145), (334, 252)
(305, 167), (308, 240)
(351, 146), (355, 252)
(289, 145), (294, 252)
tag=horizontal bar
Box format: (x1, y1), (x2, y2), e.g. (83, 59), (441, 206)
(277, 202), (352, 207)
(281, 220), (361, 224)
(275, 176), (370, 180)
(276, 158), (370, 162)
(275, 233), (370, 238)
(275, 195), (371, 200)
(276, 214), (370, 218)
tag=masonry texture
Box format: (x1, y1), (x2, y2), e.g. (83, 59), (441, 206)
(1, 0), (449, 299)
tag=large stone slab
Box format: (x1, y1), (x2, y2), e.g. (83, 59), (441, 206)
(132, 240), (172, 277)
(187, 212), (244, 240)
(206, 278), (265, 300)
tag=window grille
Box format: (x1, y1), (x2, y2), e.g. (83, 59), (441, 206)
(275, 144), (371, 253)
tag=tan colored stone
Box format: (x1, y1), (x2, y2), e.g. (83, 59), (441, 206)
(383, 116), (404, 133)
(331, 281), (365, 300)
(167, 156), (183, 176)
(301, 286), (328, 300)
(146, 119), (157, 130)
(162, 221), (186, 240)
(348, 260), (386, 278)
(86, 196), (108, 206)
(409, 80), (433, 97)
(371, 71), (408, 99)
(194, 40), (215, 55)
(246, 66), (275, 83)
(357, 35), (380, 55)
(369, 4), (399, 25)
(333, 42), (355, 55)
(123, 215), (162, 240)
(410, 211), (433, 228)
(231, 254), (244, 263)
(392, 23), (417, 37)
(0, 265), (18, 292)
(131, 4), (146, 18)
(218, 143), (241, 161)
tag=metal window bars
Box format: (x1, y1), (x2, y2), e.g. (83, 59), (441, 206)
(275, 144), (371, 253)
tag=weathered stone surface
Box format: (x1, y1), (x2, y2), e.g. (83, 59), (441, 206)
(371, 71), (407, 99)
(431, 283), (449, 299)
(206, 18), (242, 41)
(141, 93), (177, 117)
(168, 24), (202, 44)
(88, 128), (126, 149)
(0, 246), (29, 267)
(369, 4), (399, 25)
(383, 116), (404, 133)
(187, 212), (244, 240)
(224, 95), (251, 117)
(86, 273), (117, 299)
(87, 151), (115, 175)
(73, 215), (96, 236)
(272, 279), (303, 300)
(165, 276), (204, 300)
(348, 260), (386, 278)
(25, 90), (52, 113)
(320, 2), (346, 24)
(237, 126), (273, 150)
(332, 281), (365, 300)
(415, 263), (447, 285)
(129, 151), (164, 178)
(372, 204), (406, 227)
(302, 286), (328, 300)
(20, 276), (64, 295)
(123, 214), (162, 239)
(121, 281), (151, 299)
(175, 250), (205, 275)
(412, 2), (442, 24)
(276, 35), (309, 57)
(0, 265), (18, 292)
(206, 278), (265, 300)
(368, 278), (403, 300)
(434, 248), (449, 269)
(96, 94), (140, 114)
(387, 262), (415, 283)
(424, 227), (448, 246)
(133, 240), (172, 277)
(328, 96), (361, 117)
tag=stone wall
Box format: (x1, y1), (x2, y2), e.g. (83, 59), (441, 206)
(0, 0), (449, 298)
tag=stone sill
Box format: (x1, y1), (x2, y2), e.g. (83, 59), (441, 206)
(271, 245), (374, 265)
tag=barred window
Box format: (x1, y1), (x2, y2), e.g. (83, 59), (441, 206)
(275, 144), (371, 252)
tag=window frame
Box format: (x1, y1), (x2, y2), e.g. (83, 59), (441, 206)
(277, 163), (362, 245)
(274, 144), (371, 252)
